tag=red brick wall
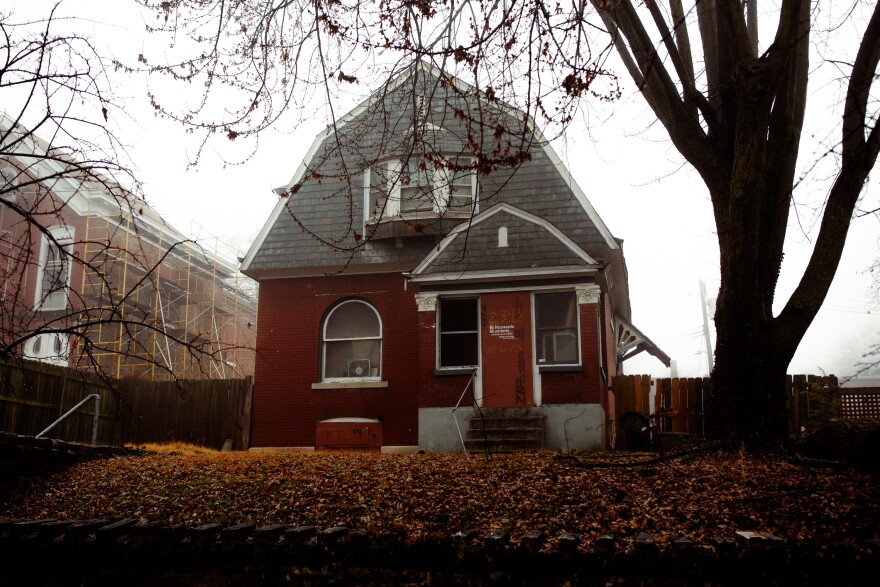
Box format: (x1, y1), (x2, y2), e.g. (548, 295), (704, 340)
(416, 306), (478, 407)
(250, 272), (420, 448)
(540, 303), (602, 405)
(252, 280), (608, 448)
(0, 185), (87, 345)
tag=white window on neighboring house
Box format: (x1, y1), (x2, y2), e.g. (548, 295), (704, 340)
(365, 156), (476, 223)
(1, 167), (19, 202)
(321, 299), (382, 382)
(24, 332), (70, 367)
(35, 225), (74, 311)
(535, 291), (580, 365)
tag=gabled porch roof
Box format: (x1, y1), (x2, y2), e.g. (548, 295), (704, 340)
(408, 202), (601, 283)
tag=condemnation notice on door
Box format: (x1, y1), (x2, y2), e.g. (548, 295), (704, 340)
(480, 292), (533, 407)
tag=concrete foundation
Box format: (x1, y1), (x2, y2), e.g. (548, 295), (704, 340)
(418, 404), (605, 453)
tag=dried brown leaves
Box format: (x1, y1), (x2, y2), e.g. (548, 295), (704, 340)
(3, 448), (878, 551)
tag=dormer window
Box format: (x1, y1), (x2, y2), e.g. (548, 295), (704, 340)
(364, 156), (476, 224)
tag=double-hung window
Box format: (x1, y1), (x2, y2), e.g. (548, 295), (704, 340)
(399, 159), (439, 213)
(322, 300), (382, 381)
(35, 225), (74, 311)
(438, 298), (479, 368)
(534, 292), (579, 365)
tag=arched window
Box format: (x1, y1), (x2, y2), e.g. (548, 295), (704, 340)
(25, 333), (70, 367)
(322, 300), (382, 381)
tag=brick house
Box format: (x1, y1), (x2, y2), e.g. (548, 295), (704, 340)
(1, 114), (256, 380)
(242, 65), (668, 452)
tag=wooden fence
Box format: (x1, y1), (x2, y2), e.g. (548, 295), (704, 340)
(0, 359), (253, 450)
(612, 374), (870, 439)
(655, 377), (709, 435)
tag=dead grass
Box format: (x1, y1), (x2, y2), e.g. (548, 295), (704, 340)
(126, 441), (221, 457)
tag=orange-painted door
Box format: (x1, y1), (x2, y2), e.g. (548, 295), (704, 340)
(480, 292), (533, 407)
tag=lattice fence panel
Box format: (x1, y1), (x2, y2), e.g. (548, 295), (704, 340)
(840, 389), (880, 420)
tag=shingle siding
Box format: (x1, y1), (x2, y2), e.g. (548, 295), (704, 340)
(246, 69), (615, 275)
(424, 212), (589, 274)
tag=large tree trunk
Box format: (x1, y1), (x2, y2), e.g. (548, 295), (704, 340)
(712, 277), (791, 442)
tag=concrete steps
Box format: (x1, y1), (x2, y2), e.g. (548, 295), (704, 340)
(464, 408), (545, 453)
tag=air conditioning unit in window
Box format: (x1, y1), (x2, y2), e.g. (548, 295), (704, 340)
(348, 359), (371, 377)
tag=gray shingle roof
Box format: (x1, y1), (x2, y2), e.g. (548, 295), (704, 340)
(243, 66), (618, 277)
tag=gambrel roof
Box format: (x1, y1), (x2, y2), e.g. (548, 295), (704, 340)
(241, 63), (634, 317)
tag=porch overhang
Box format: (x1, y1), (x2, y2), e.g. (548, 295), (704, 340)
(615, 315), (671, 367)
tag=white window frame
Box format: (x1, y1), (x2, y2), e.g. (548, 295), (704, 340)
(321, 299), (383, 383)
(34, 225), (74, 311)
(533, 291), (581, 366)
(364, 156), (476, 223)
(436, 296), (481, 370)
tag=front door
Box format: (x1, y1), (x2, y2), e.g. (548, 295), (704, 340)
(480, 292), (533, 407)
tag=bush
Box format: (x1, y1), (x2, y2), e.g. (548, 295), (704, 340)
(799, 419), (880, 466)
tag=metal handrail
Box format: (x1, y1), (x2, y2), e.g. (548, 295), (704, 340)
(36, 394), (101, 445)
(451, 368), (478, 454)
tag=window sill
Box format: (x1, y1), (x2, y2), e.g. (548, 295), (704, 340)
(538, 365), (582, 373)
(434, 368), (477, 376)
(364, 212), (472, 239)
(311, 381), (388, 390)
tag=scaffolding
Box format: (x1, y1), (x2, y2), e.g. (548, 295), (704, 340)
(76, 206), (257, 381)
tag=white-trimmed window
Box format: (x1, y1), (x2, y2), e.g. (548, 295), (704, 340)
(535, 292), (579, 365)
(24, 332), (70, 367)
(322, 299), (382, 381)
(438, 297), (479, 368)
(365, 156), (476, 222)
(35, 225), (74, 311)
(1, 167), (19, 202)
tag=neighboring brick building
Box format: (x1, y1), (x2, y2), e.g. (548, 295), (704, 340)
(1, 114), (256, 380)
(242, 64), (668, 452)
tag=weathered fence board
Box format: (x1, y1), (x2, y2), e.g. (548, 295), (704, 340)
(614, 374), (863, 440)
(613, 374), (651, 415)
(0, 359), (253, 449)
(653, 377), (709, 435)
(789, 374), (839, 435)
(114, 377), (253, 450)
(0, 360), (120, 444)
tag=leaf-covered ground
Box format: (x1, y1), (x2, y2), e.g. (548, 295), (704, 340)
(3, 446), (878, 553)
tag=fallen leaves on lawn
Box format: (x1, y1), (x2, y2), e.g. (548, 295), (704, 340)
(3, 447), (878, 552)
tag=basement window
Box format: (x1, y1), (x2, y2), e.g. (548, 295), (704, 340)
(24, 333), (70, 367)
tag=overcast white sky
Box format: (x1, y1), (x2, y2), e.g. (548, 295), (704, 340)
(11, 1), (880, 379)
